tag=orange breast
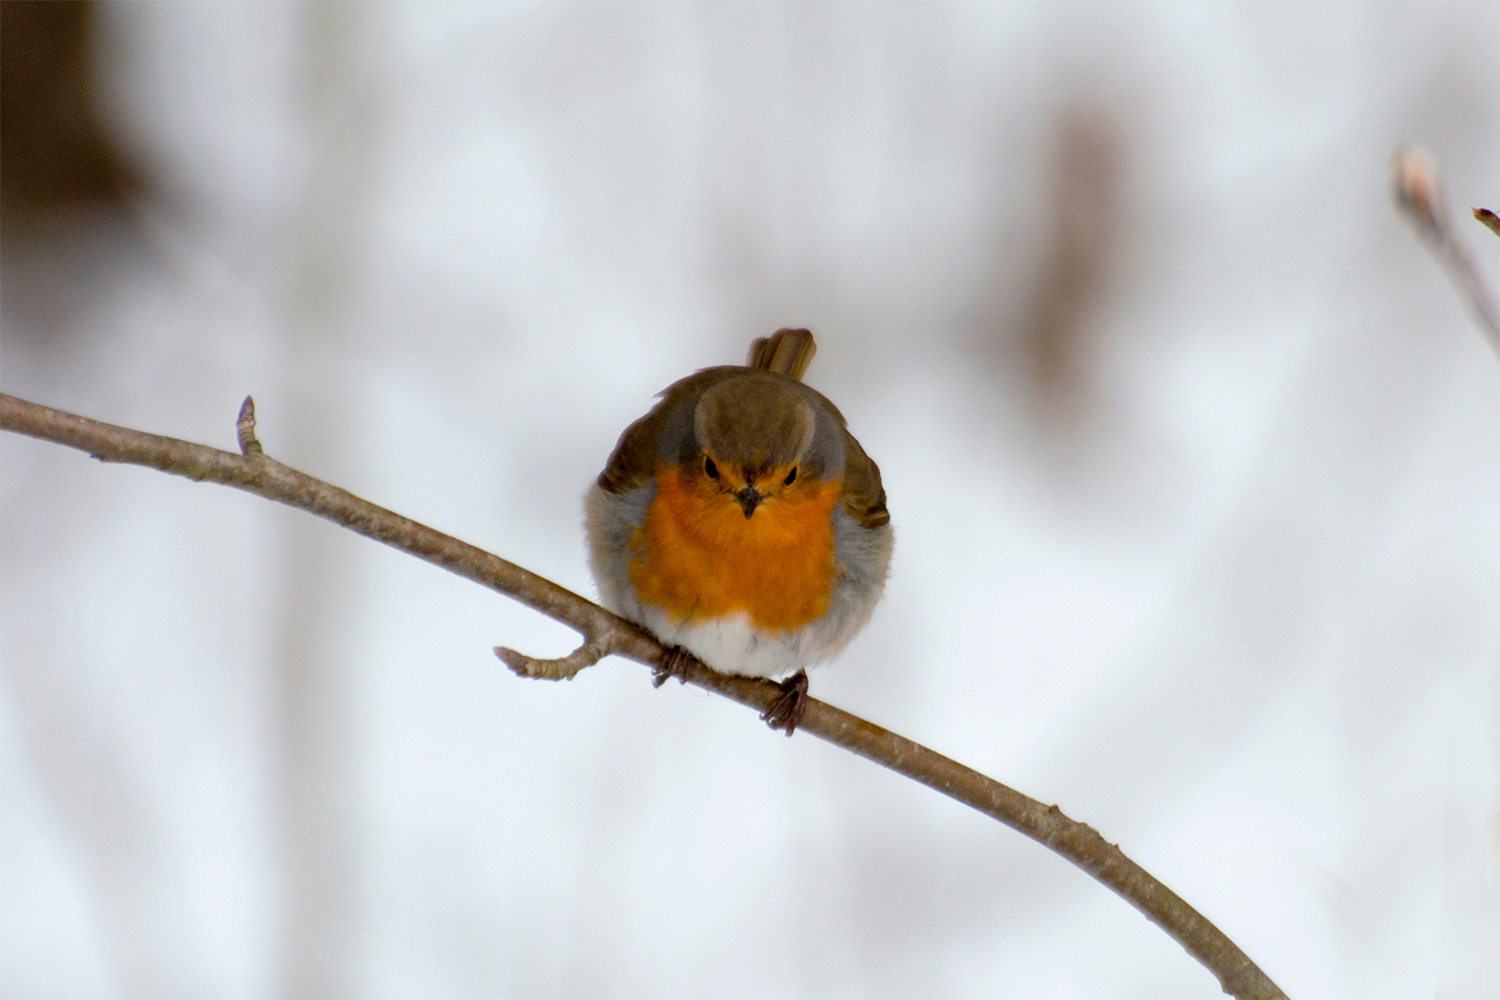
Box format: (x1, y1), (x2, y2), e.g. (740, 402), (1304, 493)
(629, 464), (842, 632)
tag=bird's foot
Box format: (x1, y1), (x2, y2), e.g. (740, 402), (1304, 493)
(760, 669), (809, 736)
(652, 645), (694, 688)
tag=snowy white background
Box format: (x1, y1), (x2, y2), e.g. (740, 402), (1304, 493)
(3, 3), (1498, 997)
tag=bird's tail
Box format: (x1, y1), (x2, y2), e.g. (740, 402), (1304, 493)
(746, 328), (817, 382)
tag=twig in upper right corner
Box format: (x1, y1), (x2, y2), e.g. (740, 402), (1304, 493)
(1392, 147), (1500, 362)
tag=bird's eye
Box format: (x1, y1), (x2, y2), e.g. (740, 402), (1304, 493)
(704, 456), (719, 479)
(784, 466), (797, 486)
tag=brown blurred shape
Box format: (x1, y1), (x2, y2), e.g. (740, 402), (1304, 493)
(1, 0), (136, 221)
(1017, 112), (1122, 433)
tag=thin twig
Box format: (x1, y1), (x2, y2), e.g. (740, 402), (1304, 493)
(1392, 146), (1500, 361)
(496, 639), (612, 680)
(0, 392), (1286, 1000)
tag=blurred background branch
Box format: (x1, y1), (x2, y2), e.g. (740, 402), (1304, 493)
(0, 0), (138, 222)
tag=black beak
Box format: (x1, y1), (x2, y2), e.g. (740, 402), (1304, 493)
(734, 487), (763, 519)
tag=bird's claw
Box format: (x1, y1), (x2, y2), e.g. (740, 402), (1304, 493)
(760, 669), (809, 736)
(652, 645), (694, 688)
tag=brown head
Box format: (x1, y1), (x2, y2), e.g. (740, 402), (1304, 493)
(693, 374), (821, 518)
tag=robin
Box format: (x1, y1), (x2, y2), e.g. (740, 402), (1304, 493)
(586, 328), (892, 734)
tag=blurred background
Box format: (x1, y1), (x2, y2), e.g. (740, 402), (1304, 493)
(2, 3), (1497, 997)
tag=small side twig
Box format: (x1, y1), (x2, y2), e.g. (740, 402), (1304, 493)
(496, 639), (612, 680)
(1392, 146), (1500, 361)
(0, 391), (1286, 1000)
(236, 395), (264, 455)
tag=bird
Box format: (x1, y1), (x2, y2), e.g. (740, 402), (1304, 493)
(585, 328), (892, 734)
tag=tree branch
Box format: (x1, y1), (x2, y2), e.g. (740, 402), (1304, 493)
(1392, 146), (1500, 361)
(0, 391), (1286, 1000)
